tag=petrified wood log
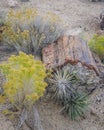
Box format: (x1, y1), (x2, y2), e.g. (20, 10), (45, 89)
(42, 35), (100, 75)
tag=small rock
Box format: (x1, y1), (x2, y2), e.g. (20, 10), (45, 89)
(7, 0), (18, 8)
(65, 27), (83, 36)
(89, 106), (99, 117)
(96, 97), (101, 102)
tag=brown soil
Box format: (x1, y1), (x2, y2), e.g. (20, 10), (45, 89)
(0, 0), (104, 130)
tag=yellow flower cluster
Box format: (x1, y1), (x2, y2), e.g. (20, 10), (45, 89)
(2, 25), (30, 52)
(7, 9), (38, 25)
(0, 52), (47, 109)
(3, 26), (29, 40)
(89, 34), (104, 61)
(1, 8), (63, 54)
(46, 12), (61, 24)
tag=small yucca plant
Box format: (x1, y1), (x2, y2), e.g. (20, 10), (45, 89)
(48, 69), (78, 102)
(48, 69), (88, 120)
(62, 93), (88, 120)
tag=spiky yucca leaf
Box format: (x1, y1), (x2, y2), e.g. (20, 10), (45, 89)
(63, 93), (88, 120)
(48, 69), (88, 120)
(48, 69), (78, 102)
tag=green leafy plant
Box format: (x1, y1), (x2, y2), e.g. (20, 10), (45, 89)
(89, 34), (104, 63)
(62, 93), (88, 120)
(48, 69), (88, 120)
(2, 9), (63, 55)
(48, 69), (78, 102)
(0, 52), (47, 110)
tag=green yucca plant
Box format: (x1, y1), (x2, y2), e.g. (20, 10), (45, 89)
(48, 69), (78, 102)
(48, 69), (88, 120)
(62, 93), (88, 120)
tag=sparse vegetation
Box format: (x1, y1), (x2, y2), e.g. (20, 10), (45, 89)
(48, 69), (78, 102)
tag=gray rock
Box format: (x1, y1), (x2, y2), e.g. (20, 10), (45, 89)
(7, 0), (18, 8)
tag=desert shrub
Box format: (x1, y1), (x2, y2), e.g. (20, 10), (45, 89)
(0, 52), (47, 110)
(2, 26), (30, 52)
(89, 34), (104, 63)
(48, 69), (88, 120)
(2, 9), (63, 55)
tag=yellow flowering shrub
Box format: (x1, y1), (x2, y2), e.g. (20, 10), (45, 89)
(44, 11), (61, 23)
(2, 26), (30, 53)
(2, 9), (63, 55)
(7, 9), (38, 25)
(0, 52), (47, 109)
(89, 34), (104, 62)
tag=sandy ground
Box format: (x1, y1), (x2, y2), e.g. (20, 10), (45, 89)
(0, 113), (14, 130)
(0, 0), (104, 130)
(0, 0), (104, 30)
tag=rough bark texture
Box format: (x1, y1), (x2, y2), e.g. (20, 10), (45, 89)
(42, 35), (100, 75)
(92, 52), (104, 77)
